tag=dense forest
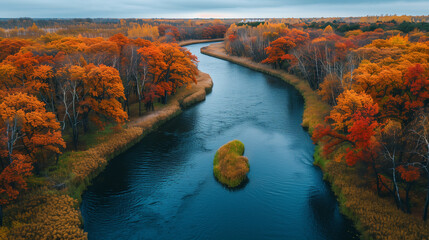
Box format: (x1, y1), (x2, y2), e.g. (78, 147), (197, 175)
(0, 18), (229, 40)
(0, 29), (205, 237)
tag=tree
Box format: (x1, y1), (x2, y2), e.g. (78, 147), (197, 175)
(158, 25), (180, 42)
(137, 43), (197, 107)
(262, 29), (309, 69)
(157, 43), (198, 104)
(380, 120), (408, 211)
(318, 73), (343, 105)
(409, 113), (429, 220)
(137, 43), (166, 113)
(57, 65), (86, 149)
(127, 24), (159, 40)
(262, 37), (297, 68)
(110, 33), (132, 113)
(0, 38), (31, 62)
(84, 40), (119, 67)
(323, 25), (334, 34)
(82, 64), (128, 128)
(57, 64), (127, 149)
(0, 93), (65, 225)
(313, 90), (383, 193)
(202, 25), (227, 39)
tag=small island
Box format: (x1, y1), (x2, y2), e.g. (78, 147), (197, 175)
(213, 140), (249, 188)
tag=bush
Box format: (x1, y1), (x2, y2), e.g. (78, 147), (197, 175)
(213, 140), (249, 188)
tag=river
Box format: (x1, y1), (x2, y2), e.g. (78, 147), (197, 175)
(81, 42), (358, 239)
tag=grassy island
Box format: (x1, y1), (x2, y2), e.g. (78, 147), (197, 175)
(213, 140), (249, 188)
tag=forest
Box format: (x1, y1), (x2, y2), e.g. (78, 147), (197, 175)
(0, 18), (229, 40)
(0, 24), (208, 237)
(0, 15), (428, 239)
(224, 17), (429, 238)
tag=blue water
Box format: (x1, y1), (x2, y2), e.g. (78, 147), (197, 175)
(81, 42), (358, 240)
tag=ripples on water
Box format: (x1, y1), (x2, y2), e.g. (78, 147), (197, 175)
(81, 42), (358, 240)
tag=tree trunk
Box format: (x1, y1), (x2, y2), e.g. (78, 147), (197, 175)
(72, 125), (79, 151)
(372, 160), (381, 195)
(138, 99), (142, 116)
(405, 183), (412, 213)
(127, 100), (130, 116)
(392, 166), (403, 211)
(125, 98), (130, 116)
(145, 101), (150, 112)
(0, 157), (4, 170)
(163, 90), (168, 104)
(82, 112), (89, 133)
(0, 205), (3, 227)
(424, 180), (429, 221)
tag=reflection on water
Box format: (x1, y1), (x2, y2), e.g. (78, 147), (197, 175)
(81, 42), (358, 240)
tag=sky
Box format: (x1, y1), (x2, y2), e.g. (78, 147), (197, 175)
(0, 0), (428, 18)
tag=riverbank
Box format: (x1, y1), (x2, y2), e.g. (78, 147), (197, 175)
(201, 42), (429, 239)
(178, 38), (224, 47)
(0, 71), (213, 239)
(201, 42), (329, 133)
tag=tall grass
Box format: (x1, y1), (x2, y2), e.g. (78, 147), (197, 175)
(213, 140), (249, 188)
(1, 189), (87, 239)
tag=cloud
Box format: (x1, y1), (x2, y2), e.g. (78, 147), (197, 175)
(0, 0), (428, 18)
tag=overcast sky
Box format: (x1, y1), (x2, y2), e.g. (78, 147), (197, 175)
(1, 0), (428, 18)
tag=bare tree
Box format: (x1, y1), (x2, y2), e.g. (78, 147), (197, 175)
(410, 113), (429, 220)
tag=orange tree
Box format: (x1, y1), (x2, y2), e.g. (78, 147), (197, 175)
(137, 42), (197, 106)
(57, 63), (127, 149)
(0, 93), (65, 226)
(262, 28), (309, 69)
(312, 90), (383, 192)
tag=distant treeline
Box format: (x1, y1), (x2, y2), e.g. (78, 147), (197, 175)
(304, 21), (429, 33)
(0, 18), (232, 40)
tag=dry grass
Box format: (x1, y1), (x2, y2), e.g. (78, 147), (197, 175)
(3, 190), (86, 240)
(213, 140), (249, 188)
(178, 38), (225, 47)
(71, 126), (143, 181)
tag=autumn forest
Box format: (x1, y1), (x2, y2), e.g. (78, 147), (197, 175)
(0, 13), (428, 240)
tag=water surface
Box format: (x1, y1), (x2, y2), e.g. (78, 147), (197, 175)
(81, 42), (358, 239)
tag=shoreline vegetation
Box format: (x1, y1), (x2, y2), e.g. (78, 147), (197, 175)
(178, 38), (225, 47)
(0, 67), (213, 239)
(213, 140), (249, 188)
(201, 42), (429, 239)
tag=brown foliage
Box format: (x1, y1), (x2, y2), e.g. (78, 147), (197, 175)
(4, 192), (86, 239)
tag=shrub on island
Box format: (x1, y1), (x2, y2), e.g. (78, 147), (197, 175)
(213, 140), (249, 188)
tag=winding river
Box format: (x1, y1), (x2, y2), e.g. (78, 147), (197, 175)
(81, 42), (358, 239)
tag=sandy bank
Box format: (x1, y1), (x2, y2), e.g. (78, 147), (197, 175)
(178, 38), (224, 47)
